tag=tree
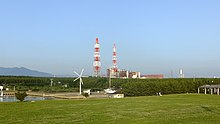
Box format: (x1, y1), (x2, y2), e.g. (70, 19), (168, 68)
(15, 92), (27, 102)
(82, 93), (89, 98)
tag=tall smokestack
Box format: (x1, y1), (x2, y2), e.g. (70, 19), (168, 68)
(112, 43), (118, 78)
(93, 38), (101, 77)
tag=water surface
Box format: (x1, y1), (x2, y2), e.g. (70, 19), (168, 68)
(0, 96), (54, 102)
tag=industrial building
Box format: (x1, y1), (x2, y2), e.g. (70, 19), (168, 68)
(141, 74), (164, 79)
(107, 69), (141, 79)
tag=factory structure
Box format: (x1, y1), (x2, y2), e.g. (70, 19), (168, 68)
(107, 69), (164, 79)
(141, 74), (164, 79)
(107, 69), (141, 79)
(93, 37), (164, 79)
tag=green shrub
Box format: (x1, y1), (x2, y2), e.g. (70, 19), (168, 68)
(15, 92), (28, 102)
(82, 93), (89, 98)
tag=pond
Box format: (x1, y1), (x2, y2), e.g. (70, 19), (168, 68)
(0, 96), (54, 102)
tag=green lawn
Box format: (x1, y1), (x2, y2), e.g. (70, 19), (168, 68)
(1, 94), (220, 124)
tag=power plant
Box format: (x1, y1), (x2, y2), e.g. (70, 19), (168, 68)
(106, 43), (141, 79)
(93, 38), (164, 79)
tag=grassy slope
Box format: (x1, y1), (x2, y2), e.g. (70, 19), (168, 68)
(0, 94), (220, 124)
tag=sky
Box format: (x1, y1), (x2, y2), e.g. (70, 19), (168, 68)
(1, 0), (220, 77)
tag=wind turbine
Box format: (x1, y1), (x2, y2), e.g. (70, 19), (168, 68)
(74, 69), (84, 95)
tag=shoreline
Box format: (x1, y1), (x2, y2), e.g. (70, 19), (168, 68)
(27, 91), (109, 99)
(2, 91), (110, 99)
(27, 92), (86, 99)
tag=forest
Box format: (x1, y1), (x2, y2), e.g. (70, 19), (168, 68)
(0, 76), (219, 96)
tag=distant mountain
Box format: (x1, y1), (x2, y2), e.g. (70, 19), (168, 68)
(0, 67), (53, 77)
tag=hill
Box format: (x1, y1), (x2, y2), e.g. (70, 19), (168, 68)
(0, 67), (53, 77)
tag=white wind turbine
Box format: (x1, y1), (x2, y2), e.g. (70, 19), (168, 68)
(74, 69), (84, 95)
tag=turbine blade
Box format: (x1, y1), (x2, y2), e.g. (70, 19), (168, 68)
(80, 69), (84, 77)
(74, 71), (80, 77)
(73, 77), (80, 82)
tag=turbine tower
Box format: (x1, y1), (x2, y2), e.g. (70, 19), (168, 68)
(93, 38), (101, 77)
(112, 43), (118, 78)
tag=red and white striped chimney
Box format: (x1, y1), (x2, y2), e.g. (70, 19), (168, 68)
(112, 43), (118, 76)
(93, 38), (101, 77)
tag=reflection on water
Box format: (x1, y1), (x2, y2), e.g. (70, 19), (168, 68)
(0, 96), (54, 102)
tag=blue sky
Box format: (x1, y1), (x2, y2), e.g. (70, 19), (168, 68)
(1, 0), (220, 77)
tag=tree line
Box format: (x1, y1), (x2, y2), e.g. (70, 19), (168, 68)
(0, 76), (219, 96)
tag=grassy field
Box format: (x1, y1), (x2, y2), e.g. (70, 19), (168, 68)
(0, 94), (220, 124)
